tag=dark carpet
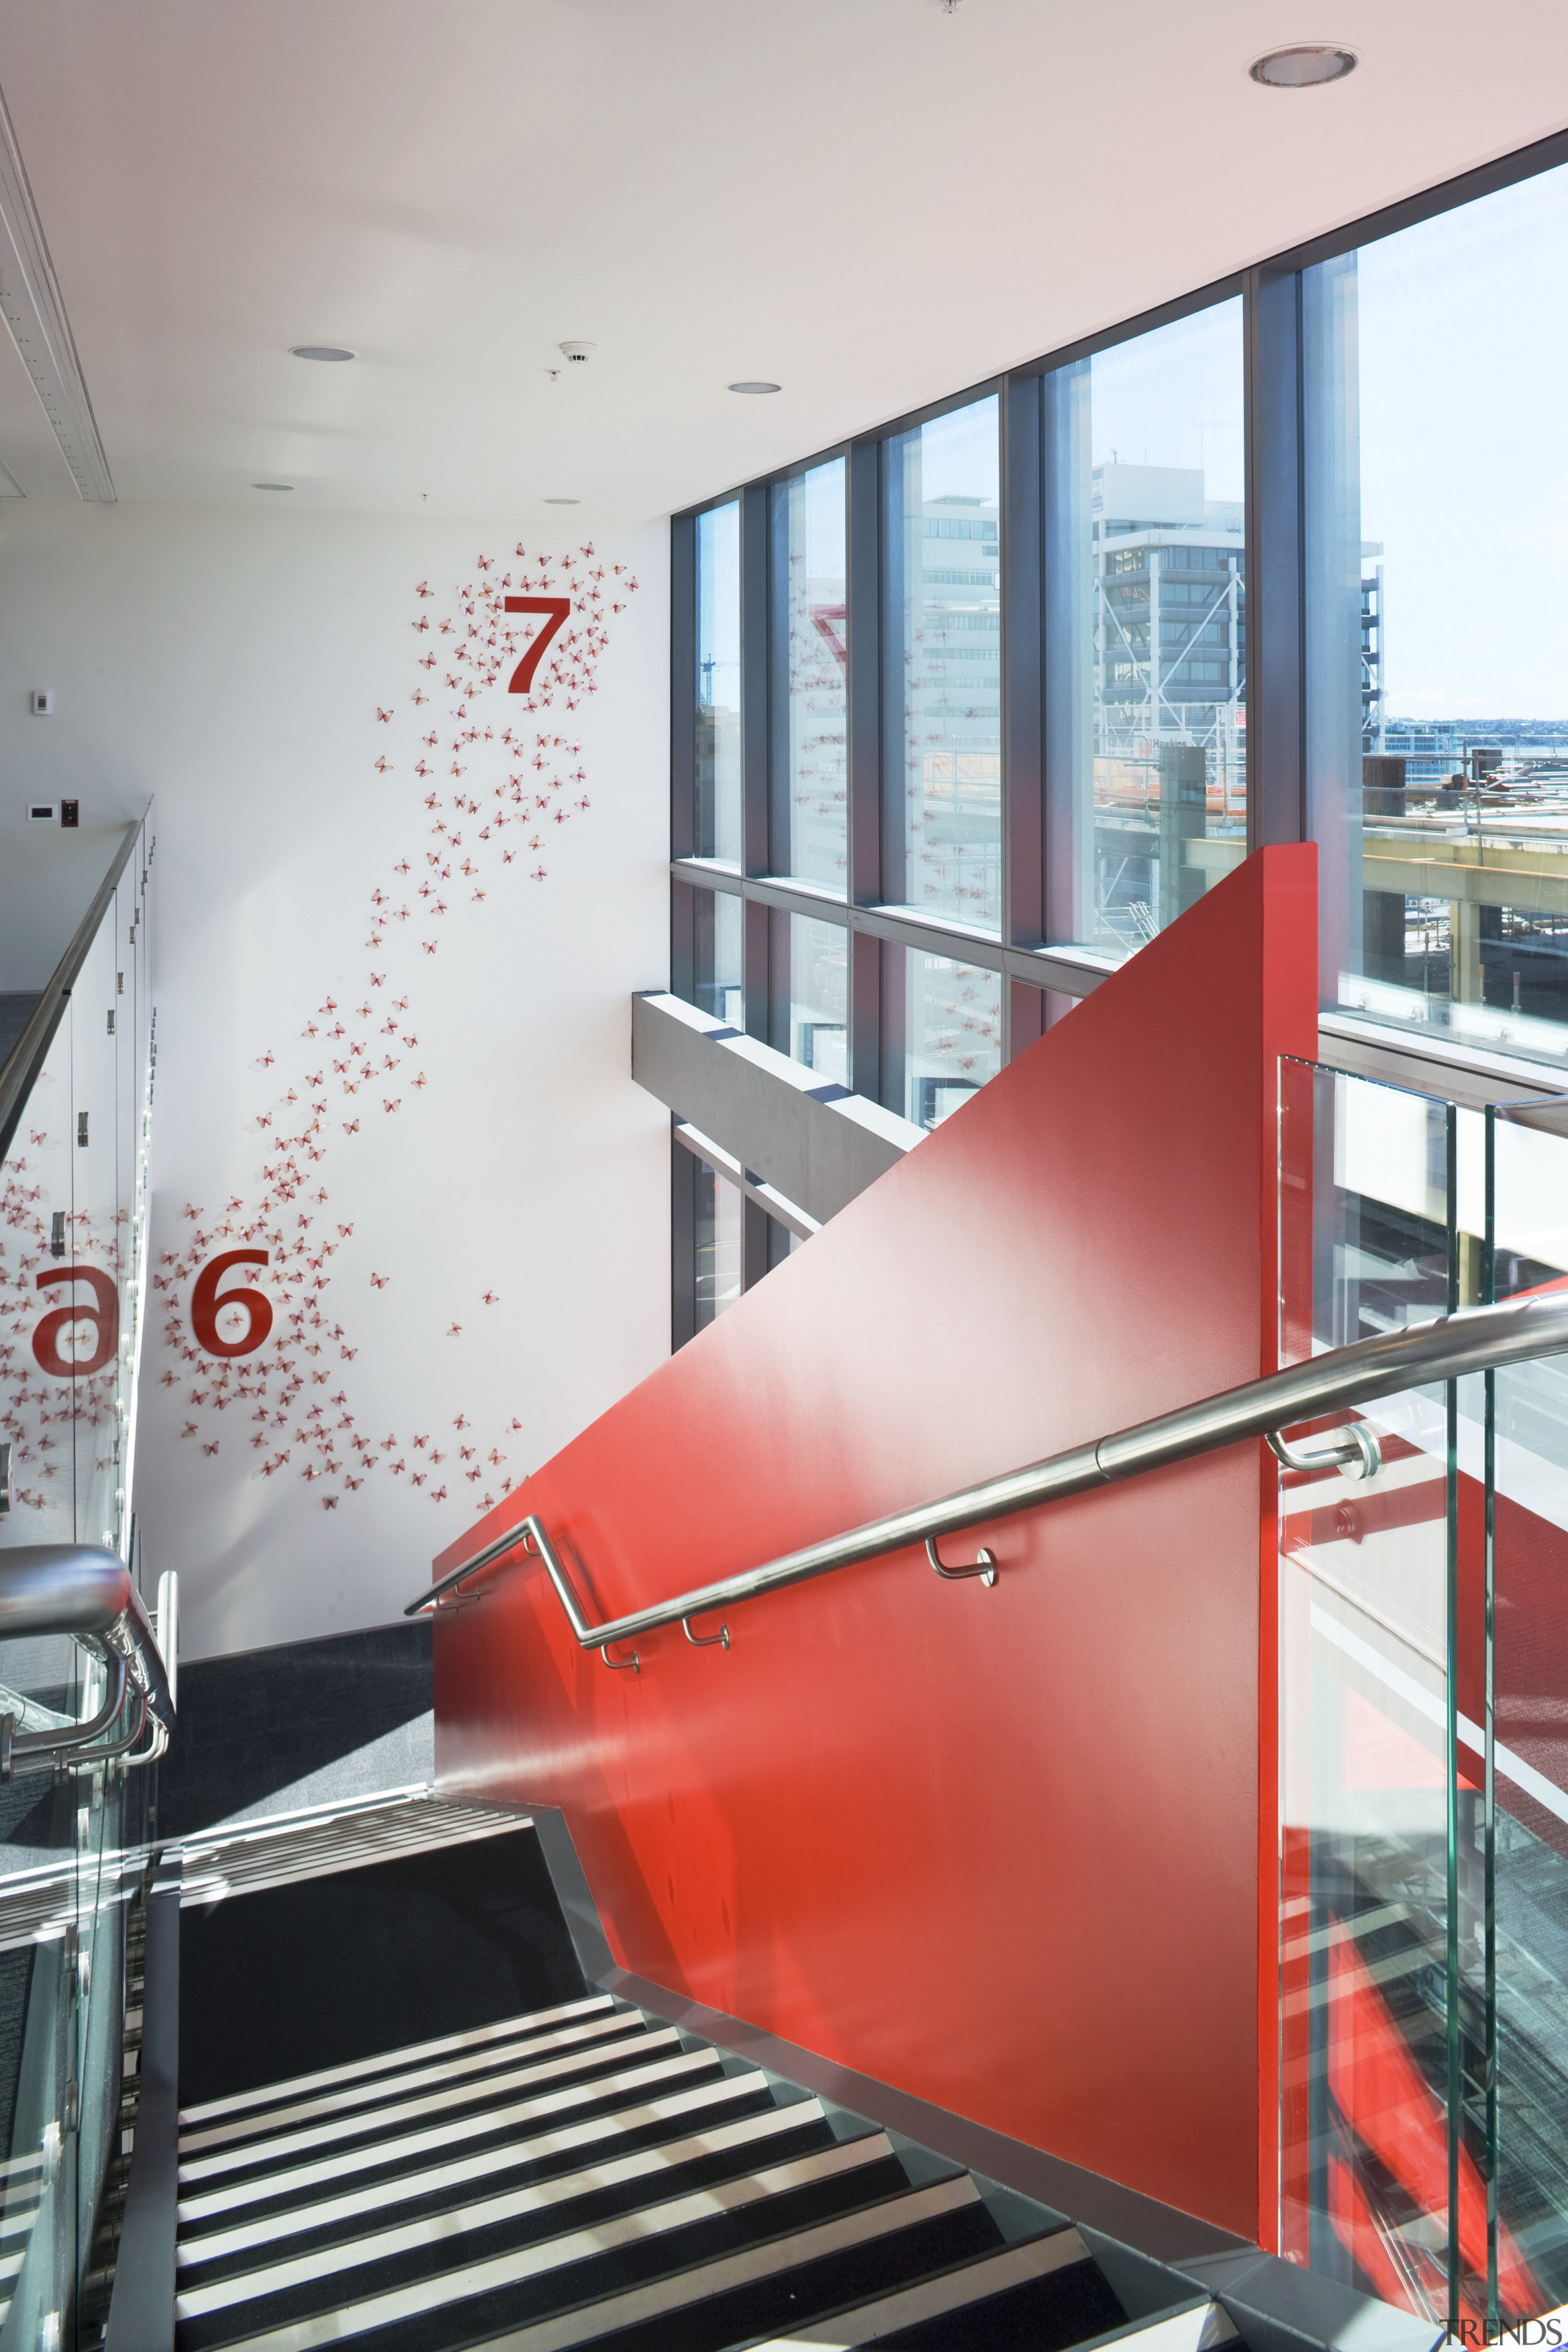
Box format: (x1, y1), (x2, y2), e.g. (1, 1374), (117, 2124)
(154, 1619), (431, 1841)
(178, 1827), (587, 2107)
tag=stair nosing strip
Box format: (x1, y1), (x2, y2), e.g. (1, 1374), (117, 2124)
(445, 2172), (982, 2352)
(179, 2133), (935, 2352)
(730, 2223), (1091, 2348)
(176, 2029), (680, 2184)
(178, 2013), (647, 2153)
(174, 2048), (725, 2223)
(175, 2097), (832, 2315)
(178, 1998), (616, 2128)
(176, 2070), (775, 2267)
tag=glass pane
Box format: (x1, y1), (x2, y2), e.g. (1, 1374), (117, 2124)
(1044, 299), (1246, 963)
(2, 1011), (76, 1547)
(685, 886), (744, 1027)
(1277, 1060), (1484, 2332)
(888, 946), (1001, 1130)
(69, 914), (123, 1557)
(693, 1162), (742, 1330)
(774, 461), (847, 891)
(696, 502), (742, 867)
(1485, 1096), (1568, 2328)
(782, 916), (846, 1086)
(1309, 162), (1568, 1076)
(885, 397), (1001, 932)
(0, 822), (154, 2348)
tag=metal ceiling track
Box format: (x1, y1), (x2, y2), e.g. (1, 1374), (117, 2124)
(0, 77), (114, 502)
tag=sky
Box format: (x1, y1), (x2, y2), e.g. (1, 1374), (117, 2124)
(1360, 159), (1568, 720)
(1091, 298), (1245, 504)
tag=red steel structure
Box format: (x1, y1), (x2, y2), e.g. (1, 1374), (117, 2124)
(432, 841), (1319, 2245)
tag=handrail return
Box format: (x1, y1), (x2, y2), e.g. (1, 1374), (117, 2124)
(405, 1292), (1568, 1672)
(0, 1547), (175, 1773)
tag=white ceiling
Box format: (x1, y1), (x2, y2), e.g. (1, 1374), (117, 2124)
(0, 0), (1562, 522)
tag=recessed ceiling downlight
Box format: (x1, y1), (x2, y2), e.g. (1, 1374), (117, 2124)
(729, 381), (781, 395)
(544, 497), (580, 505)
(1249, 42), (1357, 85)
(290, 345), (356, 362)
(252, 481), (293, 492)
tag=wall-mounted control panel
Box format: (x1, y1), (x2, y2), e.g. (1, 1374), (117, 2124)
(30, 690), (53, 715)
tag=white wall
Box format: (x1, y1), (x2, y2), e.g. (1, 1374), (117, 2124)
(0, 502), (670, 1658)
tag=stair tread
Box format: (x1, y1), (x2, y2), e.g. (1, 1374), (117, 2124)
(178, 2000), (619, 2129)
(178, 2072), (779, 2271)
(177, 2049), (729, 2227)
(426, 2177), (995, 2352)
(179, 2030), (686, 2187)
(179, 2013), (650, 2157)
(175, 2143), (978, 2352)
(726, 2225), (1134, 2350)
(176, 2102), (839, 2313)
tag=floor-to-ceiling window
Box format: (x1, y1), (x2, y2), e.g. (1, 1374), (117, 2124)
(1044, 300), (1246, 962)
(695, 501), (742, 867)
(885, 397), (1002, 933)
(670, 132), (1568, 1340)
(1305, 160), (1568, 1065)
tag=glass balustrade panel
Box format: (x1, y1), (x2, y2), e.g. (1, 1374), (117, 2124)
(3, 1003), (76, 1550)
(1278, 1058), (1486, 2333)
(68, 916), (123, 1560)
(1484, 1095), (1568, 2331)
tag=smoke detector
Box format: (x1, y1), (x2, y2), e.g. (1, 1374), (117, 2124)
(559, 341), (597, 363)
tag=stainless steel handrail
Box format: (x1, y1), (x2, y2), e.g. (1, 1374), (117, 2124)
(0, 816), (148, 1168)
(405, 1292), (1568, 1667)
(0, 1546), (175, 1770)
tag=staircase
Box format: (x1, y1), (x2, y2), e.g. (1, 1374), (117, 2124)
(171, 1993), (1240, 2352)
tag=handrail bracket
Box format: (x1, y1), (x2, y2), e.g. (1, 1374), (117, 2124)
(926, 1536), (998, 1586)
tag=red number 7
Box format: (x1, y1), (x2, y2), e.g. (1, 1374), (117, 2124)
(504, 598), (570, 694)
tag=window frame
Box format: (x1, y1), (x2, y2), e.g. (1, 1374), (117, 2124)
(669, 121), (1568, 1328)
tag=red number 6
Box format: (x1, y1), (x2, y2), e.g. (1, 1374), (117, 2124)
(191, 1251), (274, 1358)
(32, 1267), (119, 1377)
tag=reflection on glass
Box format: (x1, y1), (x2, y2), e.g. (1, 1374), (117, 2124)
(1308, 161), (1568, 1074)
(886, 397), (1001, 932)
(888, 946), (1001, 1130)
(783, 916), (846, 1086)
(3, 827), (151, 1562)
(693, 1161), (742, 1329)
(1044, 300), (1246, 963)
(774, 461), (846, 889)
(1485, 1096), (1568, 2328)
(688, 887), (744, 1026)
(696, 503), (742, 865)
(0, 820), (156, 2345)
(1277, 1060), (1498, 2334)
